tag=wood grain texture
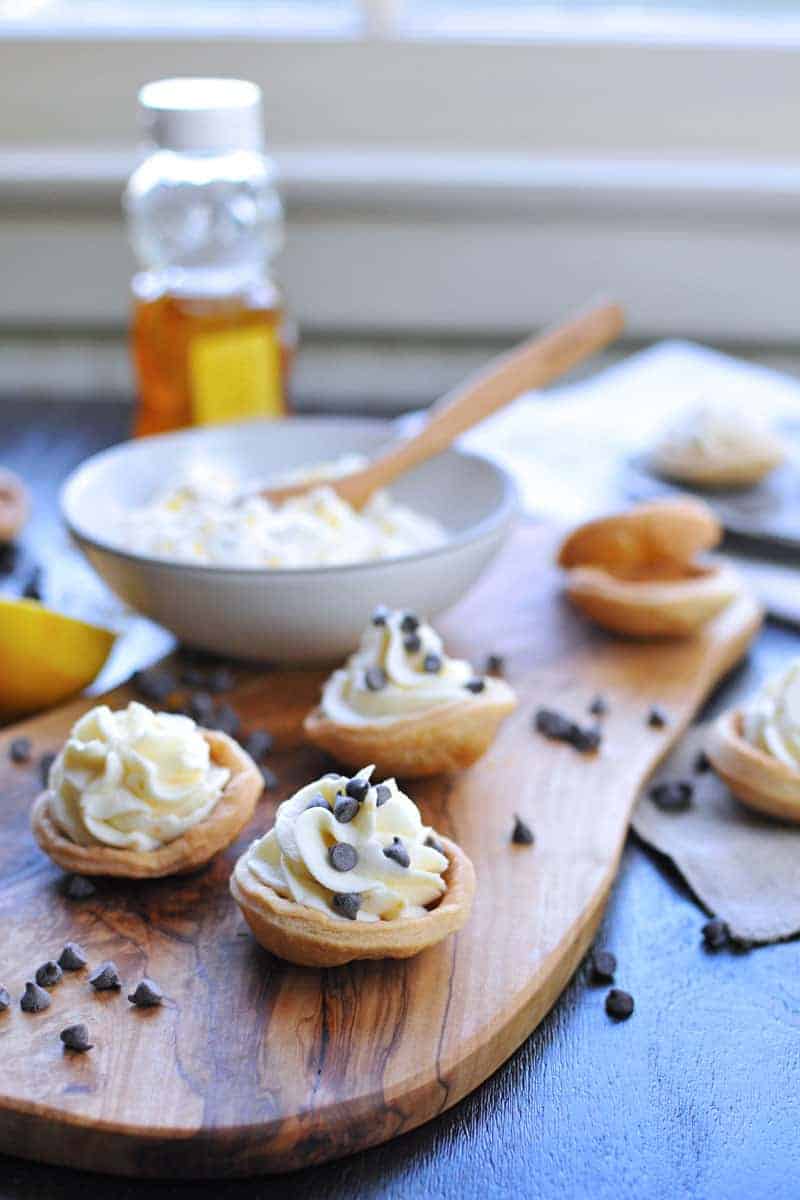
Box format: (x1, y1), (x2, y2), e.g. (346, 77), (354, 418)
(0, 525), (762, 1177)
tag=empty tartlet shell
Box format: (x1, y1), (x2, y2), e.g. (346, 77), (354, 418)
(707, 709), (800, 823)
(558, 498), (720, 575)
(229, 835), (475, 967)
(303, 681), (517, 778)
(0, 468), (29, 543)
(30, 730), (262, 878)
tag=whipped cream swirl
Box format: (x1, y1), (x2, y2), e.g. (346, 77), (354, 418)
(321, 607), (484, 726)
(49, 701), (230, 852)
(240, 766), (449, 922)
(742, 659), (800, 770)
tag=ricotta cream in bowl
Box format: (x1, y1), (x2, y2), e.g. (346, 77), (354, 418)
(61, 417), (517, 662)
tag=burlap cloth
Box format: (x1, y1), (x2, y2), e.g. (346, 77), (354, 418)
(632, 722), (800, 944)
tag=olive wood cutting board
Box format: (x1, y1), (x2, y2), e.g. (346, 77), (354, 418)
(0, 524), (761, 1178)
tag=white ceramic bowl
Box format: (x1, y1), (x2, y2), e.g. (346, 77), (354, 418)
(61, 417), (518, 663)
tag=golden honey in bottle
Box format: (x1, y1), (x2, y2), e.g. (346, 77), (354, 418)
(125, 78), (291, 437)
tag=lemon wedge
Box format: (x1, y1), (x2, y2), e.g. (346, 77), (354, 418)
(0, 597), (116, 720)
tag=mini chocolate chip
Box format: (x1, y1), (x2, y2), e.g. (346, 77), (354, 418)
(58, 942), (88, 971)
(207, 667), (235, 694)
(131, 668), (176, 705)
(534, 708), (601, 753)
(128, 978), (163, 1008)
(403, 633), (422, 654)
(375, 784), (391, 807)
(511, 815), (535, 845)
(365, 666), (388, 692)
(212, 703), (240, 737)
(400, 612), (419, 633)
(64, 875), (96, 900)
(588, 694), (608, 718)
(0, 987), (10, 1012)
(345, 777), (370, 802)
(371, 605), (390, 627)
(649, 780), (693, 812)
(9, 737), (31, 764)
(332, 892), (361, 920)
(305, 793), (329, 811)
(590, 949), (617, 983)
(333, 795), (359, 824)
(424, 835), (443, 854)
(60, 1024), (93, 1052)
(647, 705), (669, 729)
(260, 765), (278, 790)
(702, 917), (730, 950)
(383, 836), (410, 868)
(20, 981), (51, 1013)
(329, 843), (358, 872)
(605, 988), (634, 1020)
(22, 566), (43, 601)
(187, 691), (216, 723)
(465, 677), (486, 694)
(243, 729), (274, 761)
(485, 653), (506, 676)
(179, 666), (208, 688)
(694, 749), (712, 774)
(39, 751), (56, 787)
(35, 961), (62, 989)
(89, 961), (121, 991)
(423, 654), (442, 674)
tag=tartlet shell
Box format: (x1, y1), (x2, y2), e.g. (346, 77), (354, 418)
(303, 681), (517, 778)
(30, 729), (263, 878)
(557, 498), (721, 575)
(707, 709), (800, 824)
(650, 445), (785, 490)
(229, 835), (475, 967)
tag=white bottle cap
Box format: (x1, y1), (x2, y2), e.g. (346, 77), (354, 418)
(138, 77), (265, 154)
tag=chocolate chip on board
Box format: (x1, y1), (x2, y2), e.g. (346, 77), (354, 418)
(35, 961), (63, 989)
(243, 729), (274, 762)
(588, 694), (608, 718)
(9, 737), (32, 764)
(534, 708), (601, 754)
(128, 978), (164, 1008)
(60, 1024), (93, 1053)
(0, 987), (10, 1013)
(212, 702), (241, 738)
(332, 892), (361, 920)
(64, 875), (96, 900)
(20, 981), (51, 1013)
(207, 667), (235, 694)
(693, 749), (712, 774)
(649, 780), (693, 812)
(647, 705), (669, 729)
(511, 815), (535, 846)
(702, 917), (730, 950)
(89, 961), (121, 992)
(605, 988), (634, 1020)
(590, 949), (617, 983)
(131, 668), (176, 705)
(58, 942), (88, 971)
(260, 765), (278, 791)
(39, 751), (56, 787)
(485, 653), (506, 676)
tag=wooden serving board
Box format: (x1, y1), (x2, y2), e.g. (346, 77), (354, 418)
(0, 525), (761, 1178)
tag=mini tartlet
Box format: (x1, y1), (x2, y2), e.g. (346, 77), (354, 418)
(303, 607), (516, 777)
(649, 401), (786, 489)
(707, 660), (800, 823)
(557, 498), (744, 638)
(31, 701), (262, 878)
(230, 766), (474, 966)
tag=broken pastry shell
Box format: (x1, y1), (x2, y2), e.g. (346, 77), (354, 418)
(707, 709), (800, 824)
(230, 834), (475, 967)
(31, 730), (263, 878)
(303, 679), (517, 778)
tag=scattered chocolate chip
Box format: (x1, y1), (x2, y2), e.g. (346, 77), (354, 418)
(89, 961), (121, 991)
(332, 892), (361, 920)
(400, 612), (419, 634)
(64, 874), (96, 900)
(465, 677), (486, 694)
(35, 961), (63, 989)
(60, 1024), (93, 1052)
(424, 834), (445, 855)
(702, 917), (730, 950)
(590, 949), (617, 983)
(22, 566), (44, 601)
(605, 988), (634, 1020)
(588, 694), (608, 718)
(403, 633), (422, 654)
(260, 765), (278, 790)
(375, 784), (391, 807)
(243, 729), (274, 761)
(58, 942), (88, 971)
(371, 605), (390, 627)
(364, 666), (388, 692)
(649, 780), (693, 812)
(305, 794), (329, 811)
(647, 705), (669, 729)
(329, 843), (358, 872)
(423, 653), (442, 674)
(212, 703), (240, 738)
(511, 815), (535, 845)
(485, 653), (505, 676)
(694, 749), (712, 774)
(39, 751), (56, 787)
(131, 668), (176, 705)
(207, 667), (234, 694)
(20, 981), (51, 1013)
(534, 708), (601, 753)
(9, 736), (32, 764)
(333, 795), (359, 824)
(383, 836), (411, 868)
(345, 777), (370, 803)
(128, 978), (163, 1008)
(179, 666), (207, 688)
(187, 691), (216, 724)
(0, 988), (10, 1012)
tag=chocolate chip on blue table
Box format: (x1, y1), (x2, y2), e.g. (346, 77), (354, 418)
(333, 795), (359, 824)
(423, 654), (442, 674)
(383, 836), (410, 868)
(345, 777), (370, 803)
(694, 749), (712, 774)
(306, 793), (329, 811)
(9, 737), (32, 764)
(605, 988), (634, 1020)
(403, 633), (422, 654)
(588, 694), (608, 718)
(365, 667), (388, 692)
(702, 917), (730, 950)
(260, 766), (278, 791)
(534, 708), (602, 754)
(89, 961), (121, 991)
(649, 780), (693, 812)
(465, 678), (486, 694)
(332, 892), (361, 920)
(39, 751), (56, 786)
(243, 729), (274, 761)
(20, 981), (51, 1013)
(371, 605), (390, 627)
(375, 784), (391, 807)
(131, 667), (176, 705)
(35, 961), (63, 989)
(590, 949), (617, 983)
(0, 987), (10, 1012)
(485, 653), (505, 676)
(128, 978), (163, 1008)
(60, 1024), (93, 1052)
(647, 705), (669, 729)
(328, 843), (358, 872)
(58, 942), (88, 971)
(64, 874), (96, 900)
(511, 815), (534, 845)
(400, 612), (419, 633)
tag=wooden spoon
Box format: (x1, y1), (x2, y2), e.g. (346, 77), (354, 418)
(260, 299), (625, 509)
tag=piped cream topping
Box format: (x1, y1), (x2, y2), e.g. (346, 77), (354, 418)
(742, 659), (800, 770)
(240, 767), (449, 922)
(49, 701), (230, 852)
(321, 607), (485, 726)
